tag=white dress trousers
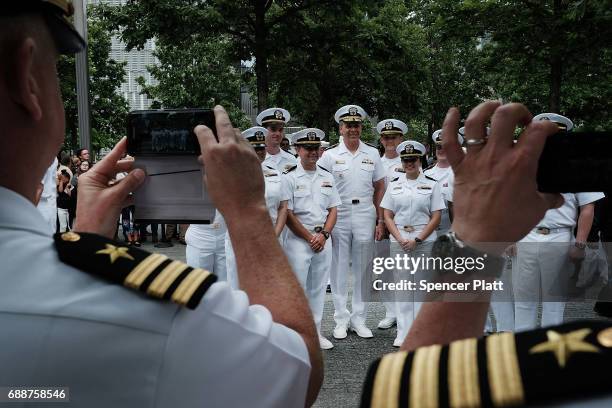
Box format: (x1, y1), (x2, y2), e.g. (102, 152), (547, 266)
(318, 141), (385, 327)
(185, 211), (227, 281)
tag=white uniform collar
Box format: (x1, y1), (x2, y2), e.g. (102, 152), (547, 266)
(401, 172), (428, 184)
(295, 162), (321, 178)
(0, 186), (51, 237)
(338, 139), (368, 155)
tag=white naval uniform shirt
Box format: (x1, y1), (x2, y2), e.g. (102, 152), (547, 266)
(380, 172), (446, 242)
(285, 163), (342, 228)
(538, 192), (605, 228)
(317, 140), (386, 206)
(381, 155), (403, 187)
(263, 149), (298, 174)
(0, 186), (310, 408)
(424, 164), (454, 202)
(262, 163), (290, 224)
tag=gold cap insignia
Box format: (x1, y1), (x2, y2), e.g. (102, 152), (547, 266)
(385, 121), (393, 130)
(308, 132), (316, 140)
(349, 106), (358, 116)
(274, 110), (283, 119)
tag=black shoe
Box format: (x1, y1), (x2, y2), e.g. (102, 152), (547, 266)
(154, 241), (173, 248)
(133, 241), (141, 247)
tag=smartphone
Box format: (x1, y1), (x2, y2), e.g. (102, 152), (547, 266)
(537, 131), (612, 193)
(126, 109), (217, 224)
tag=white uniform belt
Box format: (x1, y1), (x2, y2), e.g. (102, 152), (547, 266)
(396, 224), (427, 232)
(346, 197), (372, 205)
(533, 226), (572, 235)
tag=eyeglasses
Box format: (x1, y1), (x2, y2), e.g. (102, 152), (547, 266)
(401, 157), (418, 163)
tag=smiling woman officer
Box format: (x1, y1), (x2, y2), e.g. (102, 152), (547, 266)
(380, 140), (445, 347)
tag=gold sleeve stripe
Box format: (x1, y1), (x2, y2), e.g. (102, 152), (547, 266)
(124, 254), (168, 289)
(371, 352), (408, 408)
(147, 260), (190, 298)
(449, 338), (481, 408)
(410, 344), (442, 408)
(486, 333), (525, 406)
(171, 268), (211, 306)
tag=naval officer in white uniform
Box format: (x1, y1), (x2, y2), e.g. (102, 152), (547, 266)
(424, 129), (464, 233)
(318, 104), (386, 339)
(257, 107), (298, 174)
(0, 4), (321, 406)
(380, 141), (445, 346)
(514, 113), (604, 331)
(225, 127), (289, 289)
(373, 118), (409, 331)
(284, 128), (342, 350)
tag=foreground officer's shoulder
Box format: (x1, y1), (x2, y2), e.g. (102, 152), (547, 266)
(361, 320), (612, 408)
(54, 232), (217, 310)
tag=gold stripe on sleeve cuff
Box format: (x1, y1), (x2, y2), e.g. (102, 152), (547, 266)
(410, 344), (442, 408)
(486, 333), (525, 406)
(371, 352), (409, 408)
(449, 338), (481, 408)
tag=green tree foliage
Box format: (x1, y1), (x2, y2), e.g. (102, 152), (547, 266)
(88, 0), (609, 144)
(135, 37), (251, 128)
(100, 0), (340, 110)
(59, 6), (129, 153)
(453, 0), (612, 129)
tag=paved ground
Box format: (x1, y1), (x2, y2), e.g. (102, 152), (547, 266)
(141, 238), (612, 408)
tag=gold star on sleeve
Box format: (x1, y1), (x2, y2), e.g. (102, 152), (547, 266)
(96, 244), (135, 264)
(529, 328), (600, 368)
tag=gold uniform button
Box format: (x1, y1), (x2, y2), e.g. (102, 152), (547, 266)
(61, 232), (81, 242)
(597, 328), (612, 348)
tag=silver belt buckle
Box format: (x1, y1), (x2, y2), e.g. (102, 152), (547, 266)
(403, 225), (415, 232)
(536, 227), (550, 235)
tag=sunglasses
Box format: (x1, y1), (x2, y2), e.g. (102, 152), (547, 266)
(401, 157), (419, 164)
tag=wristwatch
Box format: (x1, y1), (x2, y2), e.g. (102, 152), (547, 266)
(431, 231), (505, 277)
(414, 237), (423, 244)
(321, 230), (330, 239)
(575, 241), (586, 250)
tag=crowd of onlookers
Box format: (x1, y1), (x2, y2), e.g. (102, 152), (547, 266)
(38, 147), (188, 248)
